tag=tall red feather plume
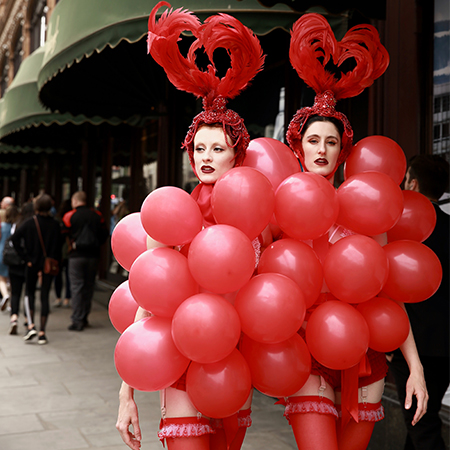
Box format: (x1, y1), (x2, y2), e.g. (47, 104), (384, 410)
(147, 2), (264, 106)
(289, 13), (389, 101)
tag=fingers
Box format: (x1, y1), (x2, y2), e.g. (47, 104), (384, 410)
(116, 420), (141, 450)
(411, 389), (429, 426)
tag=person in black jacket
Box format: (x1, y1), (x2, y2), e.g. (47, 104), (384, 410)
(389, 154), (450, 450)
(11, 194), (62, 345)
(62, 191), (108, 331)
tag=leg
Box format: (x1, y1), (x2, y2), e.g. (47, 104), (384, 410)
(285, 375), (339, 450)
(68, 257), (86, 329)
(82, 257), (99, 324)
(39, 273), (53, 334)
(159, 388), (213, 450)
(23, 268), (38, 341)
(53, 269), (63, 306)
(336, 379), (385, 450)
(210, 391), (253, 450)
(0, 275), (9, 310)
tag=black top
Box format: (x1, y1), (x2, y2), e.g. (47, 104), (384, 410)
(62, 205), (108, 258)
(404, 203), (450, 357)
(12, 214), (62, 270)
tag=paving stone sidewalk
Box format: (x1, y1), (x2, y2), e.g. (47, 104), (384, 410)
(0, 283), (297, 450)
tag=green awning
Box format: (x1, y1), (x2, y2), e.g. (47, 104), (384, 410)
(0, 44), (126, 144)
(37, 0), (346, 121)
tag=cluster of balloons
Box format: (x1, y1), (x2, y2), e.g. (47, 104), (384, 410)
(110, 135), (442, 419)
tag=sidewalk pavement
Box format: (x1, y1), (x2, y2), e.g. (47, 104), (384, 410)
(0, 282), (297, 450)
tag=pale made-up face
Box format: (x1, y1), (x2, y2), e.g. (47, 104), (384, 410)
(301, 121), (341, 178)
(193, 125), (236, 184)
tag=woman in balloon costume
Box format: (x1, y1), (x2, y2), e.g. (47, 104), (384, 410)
(273, 13), (429, 450)
(116, 2), (264, 450)
(113, 4), (434, 450)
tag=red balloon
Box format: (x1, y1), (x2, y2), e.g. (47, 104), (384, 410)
(114, 316), (190, 391)
(344, 136), (407, 185)
(186, 349), (252, 418)
(171, 293), (241, 363)
(188, 225), (255, 294)
(387, 190), (437, 242)
(275, 172), (339, 240)
(243, 137), (300, 190)
(129, 248), (198, 317)
(140, 186), (203, 246)
(383, 240), (442, 303)
(108, 281), (139, 333)
(257, 239), (323, 309)
(356, 296), (410, 352)
(235, 273), (306, 344)
(111, 213), (148, 271)
(240, 334), (311, 397)
(323, 235), (389, 303)
(306, 301), (369, 370)
(337, 171), (403, 236)
(212, 167), (275, 240)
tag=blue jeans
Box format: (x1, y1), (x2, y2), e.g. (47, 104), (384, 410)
(68, 257), (99, 326)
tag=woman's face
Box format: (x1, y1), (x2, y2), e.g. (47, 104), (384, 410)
(193, 125), (236, 184)
(301, 120), (341, 177)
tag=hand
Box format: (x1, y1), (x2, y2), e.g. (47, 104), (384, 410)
(405, 369), (428, 426)
(116, 395), (142, 450)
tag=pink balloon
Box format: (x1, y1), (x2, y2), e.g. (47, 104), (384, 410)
(323, 235), (389, 303)
(243, 137), (300, 190)
(108, 281), (139, 333)
(188, 225), (255, 294)
(172, 293), (241, 364)
(186, 349), (252, 418)
(257, 239), (323, 309)
(240, 333), (311, 398)
(274, 172), (339, 240)
(129, 248), (198, 317)
(140, 186), (203, 246)
(114, 316), (190, 391)
(387, 190), (437, 242)
(111, 213), (148, 271)
(235, 273), (306, 343)
(337, 171), (403, 236)
(383, 240), (442, 303)
(344, 136), (407, 185)
(306, 301), (369, 370)
(357, 296), (410, 352)
(212, 167), (275, 240)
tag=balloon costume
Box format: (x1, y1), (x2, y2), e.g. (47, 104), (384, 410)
(112, 5), (438, 450)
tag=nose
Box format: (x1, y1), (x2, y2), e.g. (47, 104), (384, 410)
(202, 150), (213, 162)
(317, 140), (326, 155)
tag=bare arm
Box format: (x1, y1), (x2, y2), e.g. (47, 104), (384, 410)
(116, 233), (163, 448)
(398, 304), (428, 425)
(116, 307), (151, 448)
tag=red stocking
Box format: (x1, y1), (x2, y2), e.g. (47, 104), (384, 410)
(210, 409), (252, 450)
(159, 417), (213, 450)
(285, 396), (339, 450)
(337, 402), (384, 450)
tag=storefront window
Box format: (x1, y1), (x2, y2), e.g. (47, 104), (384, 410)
(433, 0), (450, 161)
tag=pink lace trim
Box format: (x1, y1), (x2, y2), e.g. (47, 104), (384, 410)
(158, 422), (215, 439)
(285, 400), (339, 419)
(358, 405), (384, 422)
(238, 414), (252, 428)
(209, 414), (252, 430)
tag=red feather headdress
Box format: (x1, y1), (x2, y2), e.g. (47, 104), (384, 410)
(286, 14), (389, 177)
(147, 1), (265, 169)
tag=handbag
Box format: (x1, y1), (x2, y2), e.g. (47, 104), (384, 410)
(2, 236), (22, 266)
(34, 216), (59, 276)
